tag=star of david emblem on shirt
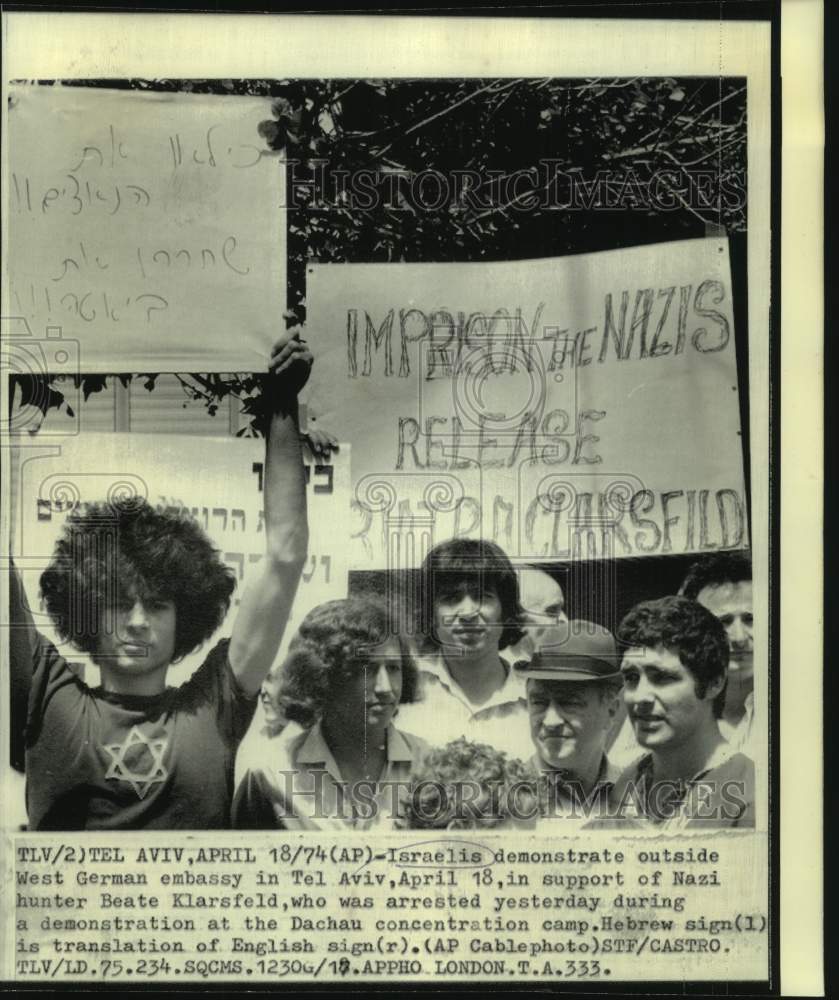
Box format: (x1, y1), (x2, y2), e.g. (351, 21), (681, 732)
(101, 726), (169, 799)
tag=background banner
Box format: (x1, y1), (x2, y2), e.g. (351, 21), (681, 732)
(306, 238), (747, 569)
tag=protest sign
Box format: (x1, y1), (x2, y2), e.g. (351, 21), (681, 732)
(305, 238), (747, 569)
(7, 86), (284, 372)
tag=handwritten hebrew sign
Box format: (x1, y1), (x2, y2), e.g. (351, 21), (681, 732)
(7, 85), (284, 371)
(14, 434), (350, 683)
(305, 239), (747, 569)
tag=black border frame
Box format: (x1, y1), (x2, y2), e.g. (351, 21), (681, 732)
(0, 1), (787, 996)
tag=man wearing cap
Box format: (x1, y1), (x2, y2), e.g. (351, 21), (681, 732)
(519, 621), (622, 821)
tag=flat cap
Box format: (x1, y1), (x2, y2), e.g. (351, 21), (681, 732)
(517, 620), (622, 681)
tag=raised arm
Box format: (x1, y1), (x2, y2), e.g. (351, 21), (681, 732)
(9, 559), (40, 770)
(228, 330), (321, 695)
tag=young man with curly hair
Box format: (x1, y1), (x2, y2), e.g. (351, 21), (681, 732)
(396, 538), (532, 758)
(608, 549), (756, 767)
(609, 596), (755, 830)
(232, 596), (427, 830)
(10, 333), (315, 830)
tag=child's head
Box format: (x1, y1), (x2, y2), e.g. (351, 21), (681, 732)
(402, 738), (539, 829)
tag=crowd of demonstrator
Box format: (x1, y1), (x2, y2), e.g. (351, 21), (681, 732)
(10, 339), (756, 832)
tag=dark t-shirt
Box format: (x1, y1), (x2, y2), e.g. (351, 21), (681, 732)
(24, 633), (257, 830)
(11, 554), (258, 831)
(605, 750), (756, 830)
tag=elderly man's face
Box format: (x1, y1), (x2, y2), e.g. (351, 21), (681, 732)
(526, 678), (616, 772)
(696, 580), (753, 685)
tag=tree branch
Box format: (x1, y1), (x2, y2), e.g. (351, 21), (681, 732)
(373, 79), (526, 161)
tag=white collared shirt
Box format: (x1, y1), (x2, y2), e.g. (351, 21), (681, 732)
(719, 691), (755, 754)
(233, 720), (428, 830)
(396, 652), (532, 760)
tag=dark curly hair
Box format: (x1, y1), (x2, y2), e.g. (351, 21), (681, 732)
(39, 498), (235, 662)
(680, 550), (752, 600)
(416, 538), (525, 653)
(274, 596), (418, 730)
(402, 738), (539, 829)
(617, 596), (730, 717)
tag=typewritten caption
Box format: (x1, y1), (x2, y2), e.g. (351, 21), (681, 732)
(10, 835), (768, 982)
